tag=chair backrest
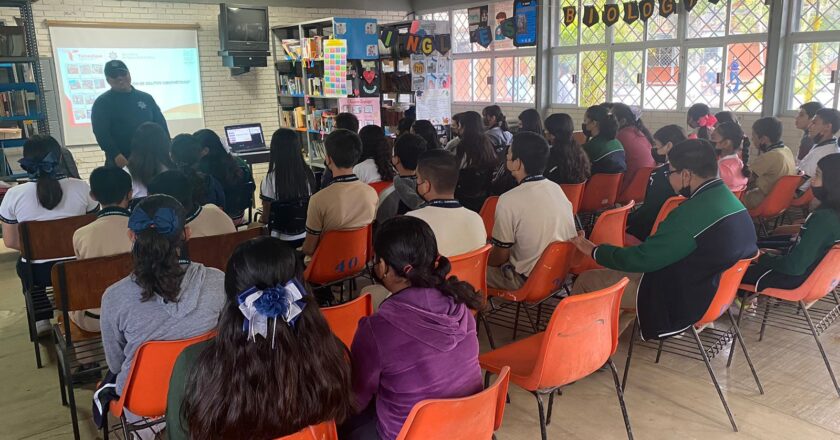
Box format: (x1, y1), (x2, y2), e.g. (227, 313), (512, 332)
(275, 421), (338, 440)
(749, 175), (802, 218)
(321, 293), (372, 348)
(19, 214), (96, 261)
(697, 256), (755, 325)
(650, 196), (686, 236)
(479, 196), (500, 238)
(523, 278), (628, 391)
(559, 182), (586, 215)
(113, 331), (216, 417)
(731, 189), (744, 201)
(580, 173), (624, 213)
(519, 241), (576, 303)
(618, 166), (655, 204)
(188, 227), (263, 271)
(304, 226), (370, 285)
(369, 181), (394, 195)
(589, 200), (634, 246)
(791, 187), (814, 208)
(51, 252), (133, 315)
(395, 366), (511, 440)
(448, 244), (492, 296)
(762, 245), (840, 303)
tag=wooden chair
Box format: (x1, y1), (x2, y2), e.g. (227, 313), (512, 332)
(51, 253), (133, 440)
(19, 214), (96, 368)
(187, 227), (264, 270)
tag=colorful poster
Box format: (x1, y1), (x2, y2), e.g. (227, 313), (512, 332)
(514, 0), (538, 47)
(333, 18), (379, 60)
(338, 97), (381, 127)
(323, 39), (348, 97)
(411, 54), (427, 92)
(416, 89), (451, 126)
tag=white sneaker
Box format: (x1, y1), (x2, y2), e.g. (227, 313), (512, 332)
(36, 319), (52, 336)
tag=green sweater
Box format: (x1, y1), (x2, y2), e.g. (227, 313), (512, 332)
(582, 136), (626, 174)
(754, 209), (840, 276)
(626, 163), (676, 241)
(165, 340), (211, 440)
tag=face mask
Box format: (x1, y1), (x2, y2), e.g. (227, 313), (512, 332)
(415, 181), (428, 202)
(651, 148), (668, 164)
(581, 123), (592, 138)
(812, 185), (828, 202)
(678, 173), (692, 197)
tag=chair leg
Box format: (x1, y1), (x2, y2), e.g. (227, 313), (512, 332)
(484, 371), (492, 388)
(800, 301), (840, 397)
(759, 299), (772, 342)
(727, 311), (764, 394)
(546, 390), (555, 425)
(690, 327), (738, 432)
(622, 319), (638, 391)
(24, 292), (43, 369)
(120, 414), (131, 440)
(533, 391), (548, 440)
(654, 339), (665, 363)
(523, 304), (539, 333)
(536, 303), (543, 329)
(608, 359), (634, 440)
(64, 360), (81, 440)
(513, 302), (521, 339)
(480, 313), (497, 349)
(56, 353), (67, 406)
(727, 296), (749, 368)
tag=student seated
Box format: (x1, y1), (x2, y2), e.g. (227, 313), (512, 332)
(148, 170), (235, 238)
(625, 125), (686, 242)
(125, 122), (174, 199)
(408, 150), (486, 257)
(0, 135), (98, 334)
(686, 103), (715, 140)
(444, 112), (463, 151)
(482, 105), (513, 157)
(612, 103), (655, 193)
(302, 129), (377, 257)
(581, 105), (626, 174)
(411, 119), (442, 150)
(170, 133), (226, 209)
(794, 101), (823, 161)
(487, 132), (577, 290)
(571, 140), (758, 339)
(353, 125), (396, 184)
(321, 112), (361, 188)
(344, 216), (483, 440)
(71, 166), (133, 332)
(517, 108), (543, 134)
(260, 128), (316, 248)
(100, 195), (225, 414)
(376, 133), (427, 223)
(543, 113), (590, 185)
(711, 122), (750, 192)
(743, 117), (797, 209)
(166, 236), (351, 440)
(800, 108), (840, 190)
(742, 153), (840, 291)
(454, 111), (498, 212)
(194, 128), (256, 224)
(714, 111), (737, 127)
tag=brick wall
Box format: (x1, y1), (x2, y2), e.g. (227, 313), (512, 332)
(21, 0), (407, 181)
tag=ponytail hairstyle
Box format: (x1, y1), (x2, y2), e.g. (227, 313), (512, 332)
(483, 105), (509, 132)
(611, 103), (654, 146)
(183, 237), (352, 440)
(21, 135), (63, 210)
(585, 105), (619, 140)
(359, 125), (396, 181)
(128, 194), (187, 303)
(714, 121), (751, 177)
(373, 216), (484, 311)
(687, 103), (714, 140)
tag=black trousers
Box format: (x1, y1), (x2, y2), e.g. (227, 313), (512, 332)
(339, 402), (381, 440)
(16, 258), (56, 321)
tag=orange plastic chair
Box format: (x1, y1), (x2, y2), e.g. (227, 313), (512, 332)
(276, 421), (338, 440)
(480, 279), (632, 440)
(487, 242), (576, 339)
(572, 130), (587, 147)
(321, 293), (372, 349)
(579, 173), (624, 214)
(369, 181), (394, 196)
(731, 189), (744, 201)
(395, 367), (511, 440)
(304, 226), (371, 287)
(649, 195), (686, 236)
(108, 332), (216, 438)
(571, 201), (634, 274)
(791, 187), (814, 209)
(559, 182), (585, 215)
(479, 196), (500, 238)
(618, 167), (655, 204)
(449, 244), (492, 297)
(748, 175), (803, 236)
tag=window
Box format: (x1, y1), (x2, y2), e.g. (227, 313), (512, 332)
(786, 0), (840, 110)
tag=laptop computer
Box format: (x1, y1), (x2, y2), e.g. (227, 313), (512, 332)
(224, 123), (267, 153)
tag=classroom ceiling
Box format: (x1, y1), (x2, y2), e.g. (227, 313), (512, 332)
(148, 0), (414, 12)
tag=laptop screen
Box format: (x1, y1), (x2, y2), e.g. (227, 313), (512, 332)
(224, 123), (265, 151)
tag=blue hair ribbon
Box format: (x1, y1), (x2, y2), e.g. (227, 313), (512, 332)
(18, 151), (60, 179)
(128, 206), (180, 237)
(237, 278), (308, 347)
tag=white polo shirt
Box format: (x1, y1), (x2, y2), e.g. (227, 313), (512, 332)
(0, 178), (98, 224)
(407, 199), (486, 257)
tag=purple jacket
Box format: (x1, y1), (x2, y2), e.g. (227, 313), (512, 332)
(350, 287), (482, 440)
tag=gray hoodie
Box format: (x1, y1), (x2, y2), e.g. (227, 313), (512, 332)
(375, 175), (424, 223)
(100, 263), (225, 394)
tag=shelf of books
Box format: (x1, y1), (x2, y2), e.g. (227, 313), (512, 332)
(272, 17), (382, 170)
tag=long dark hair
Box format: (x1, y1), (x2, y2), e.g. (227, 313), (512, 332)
(411, 119), (441, 150)
(456, 111), (497, 169)
(183, 237), (352, 440)
(359, 125), (396, 181)
(687, 103), (712, 140)
(130, 195), (187, 303)
(653, 124), (687, 147)
(268, 129), (316, 201)
(483, 105), (509, 132)
(611, 103), (654, 146)
(194, 129), (244, 187)
(518, 109), (543, 134)
(585, 105), (618, 140)
(714, 121), (751, 177)
(816, 153), (840, 218)
(544, 113), (590, 184)
(127, 122), (174, 187)
(374, 216), (484, 311)
(23, 135), (63, 210)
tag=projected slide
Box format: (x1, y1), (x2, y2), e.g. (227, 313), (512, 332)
(49, 26), (205, 146)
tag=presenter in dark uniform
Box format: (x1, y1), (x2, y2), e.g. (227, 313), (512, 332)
(91, 60), (169, 168)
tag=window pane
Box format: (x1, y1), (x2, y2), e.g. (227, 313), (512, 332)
(724, 42), (767, 112)
(515, 56), (536, 103)
(496, 57), (514, 103)
(453, 58), (473, 102)
(492, 2), (515, 51)
(420, 12), (449, 21)
(473, 58), (492, 102)
(557, 0), (579, 46)
(453, 9), (487, 54)
(687, 0), (726, 39)
(729, 0), (769, 35)
(612, 51), (643, 106)
(647, 13), (678, 40)
(685, 47), (723, 108)
(645, 47), (680, 110)
(798, 0), (840, 32)
(580, 50), (608, 106)
(554, 54), (578, 104)
(789, 42), (839, 110)
(614, 10), (644, 44)
(581, 0), (606, 45)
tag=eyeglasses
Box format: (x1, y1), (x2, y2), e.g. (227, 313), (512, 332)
(663, 168), (681, 178)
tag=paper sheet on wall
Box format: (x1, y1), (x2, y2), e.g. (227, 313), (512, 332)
(323, 39), (348, 97)
(416, 89), (451, 126)
(338, 97), (381, 127)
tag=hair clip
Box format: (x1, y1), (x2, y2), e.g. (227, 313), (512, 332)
(128, 207), (179, 237)
(237, 278), (307, 348)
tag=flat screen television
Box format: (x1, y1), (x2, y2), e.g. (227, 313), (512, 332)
(219, 3), (270, 52)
